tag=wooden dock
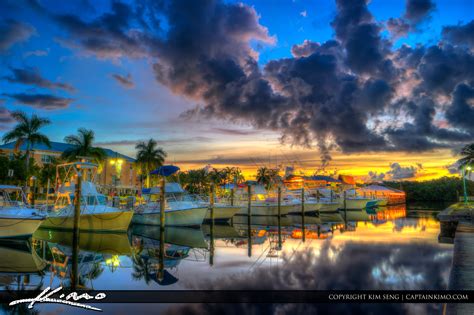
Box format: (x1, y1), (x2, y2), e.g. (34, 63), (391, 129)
(445, 222), (474, 315)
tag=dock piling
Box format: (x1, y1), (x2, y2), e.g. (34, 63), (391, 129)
(278, 186), (282, 249)
(301, 187), (305, 243)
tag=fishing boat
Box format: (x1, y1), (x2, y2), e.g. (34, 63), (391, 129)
(235, 185), (300, 216)
(203, 203), (242, 222)
(40, 162), (133, 232)
(133, 183), (208, 227)
(0, 185), (45, 238)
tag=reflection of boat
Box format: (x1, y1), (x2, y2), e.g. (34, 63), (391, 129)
(33, 229), (131, 256)
(319, 212), (345, 224)
(287, 214), (321, 225)
(340, 209), (371, 222)
(201, 224), (244, 239)
(41, 162), (133, 232)
(231, 214), (292, 228)
(131, 224), (208, 248)
(134, 184), (207, 227)
(0, 238), (46, 274)
(0, 186), (45, 238)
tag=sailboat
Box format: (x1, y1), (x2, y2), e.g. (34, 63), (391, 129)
(40, 161), (133, 232)
(0, 185), (45, 238)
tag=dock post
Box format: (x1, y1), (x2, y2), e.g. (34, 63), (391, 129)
(330, 190), (334, 202)
(72, 171), (82, 290)
(247, 184), (252, 257)
(230, 187), (235, 206)
(301, 187), (305, 243)
(210, 184), (215, 266)
(160, 177), (165, 228)
(73, 172), (82, 232)
(29, 176), (36, 207)
(158, 222), (165, 282)
(343, 191), (347, 230)
(278, 186), (282, 249)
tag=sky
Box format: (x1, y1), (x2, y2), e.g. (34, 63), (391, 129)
(0, 0), (473, 181)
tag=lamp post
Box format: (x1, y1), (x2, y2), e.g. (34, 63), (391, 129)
(463, 165), (472, 204)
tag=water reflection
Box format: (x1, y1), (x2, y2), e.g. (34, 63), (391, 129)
(0, 204), (454, 314)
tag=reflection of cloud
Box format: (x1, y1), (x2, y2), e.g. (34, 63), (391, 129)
(165, 242), (450, 314)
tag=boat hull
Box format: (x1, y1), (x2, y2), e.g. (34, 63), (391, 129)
(288, 202), (321, 214)
(376, 199), (388, 206)
(204, 205), (242, 222)
(0, 218), (44, 238)
(236, 203), (296, 216)
(319, 202), (341, 212)
(132, 207), (208, 227)
(40, 211), (133, 232)
(343, 198), (372, 210)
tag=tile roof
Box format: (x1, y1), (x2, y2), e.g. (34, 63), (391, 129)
(0, 141), (135, 162)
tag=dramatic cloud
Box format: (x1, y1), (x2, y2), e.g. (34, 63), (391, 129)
(211, 128), (255, 136)
(3, 67), (75, 91)
(368, 171), (385, 181)
(387, 162), (417, 180)
(387, 0), (435, 39)
(291, 40), (320, 57)
(111, 73), (134, 88)
(26, 0), (474, 161)
(442, 20), (474, 49)
(0, 19), (35, 51)
(4, 93), (73, 110)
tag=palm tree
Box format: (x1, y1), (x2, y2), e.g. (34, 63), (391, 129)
(256, 167), (280, 190)
(2, 111), (51, 175)
(457, 143), (474, 169)
(61, 128), (106, 164)
(135, 139), (167, 188)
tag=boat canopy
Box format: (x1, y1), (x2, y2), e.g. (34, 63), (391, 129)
(58, 181), (99, 196)
(0, 185), (22, 192)
(143, 183), (185, 194)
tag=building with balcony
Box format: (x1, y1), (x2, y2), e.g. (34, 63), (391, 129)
(0, 141), (139, 190)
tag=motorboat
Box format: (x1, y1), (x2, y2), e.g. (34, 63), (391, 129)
(40, 162), (133, 232)
(133, 183), (207, 227)
(235, 185), (300, 216)
(0, 185), (45, 238)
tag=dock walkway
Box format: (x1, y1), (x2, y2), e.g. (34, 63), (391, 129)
(445, 222), (474, 315)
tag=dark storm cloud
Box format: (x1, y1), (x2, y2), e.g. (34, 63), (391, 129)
(4, 93), (73, 110)
(111, 73), (134, 88)
(4, 67), (75, 91)
(23, 0), (474, 159)
(446, 83), (474, 134)
(0, 19), (35, 51)
(165, 242), (450, 315)
(0, 106), (14, 130)
(442, 20), (474, 49)
(405, 0), (435, 23)
(211, 128), (255, 136)
(387, 162), (417, 179)
(387, 0), (435, 39)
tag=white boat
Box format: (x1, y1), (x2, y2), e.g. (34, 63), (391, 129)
(204, 203), (242, 222)
(40, 162), (133, 232)
(342, 197), (374, 210)
(133, 183), (207, 227)
(0, 185), (45, 238)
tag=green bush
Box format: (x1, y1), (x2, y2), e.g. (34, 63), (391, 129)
(383, 177), (474, 202)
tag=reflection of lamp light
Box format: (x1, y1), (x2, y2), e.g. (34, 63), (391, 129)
(105, 255), (120, 272)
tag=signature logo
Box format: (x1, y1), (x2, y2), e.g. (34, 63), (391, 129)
(9, 286), (106, 312)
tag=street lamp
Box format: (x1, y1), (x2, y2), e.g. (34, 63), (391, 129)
(463, 165), (472, 204)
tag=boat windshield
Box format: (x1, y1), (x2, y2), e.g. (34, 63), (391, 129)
(0, 189), (27, 207)
(69, 194), (108, 206)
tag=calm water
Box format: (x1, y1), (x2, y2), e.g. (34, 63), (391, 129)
(1, 204), (454, 314)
